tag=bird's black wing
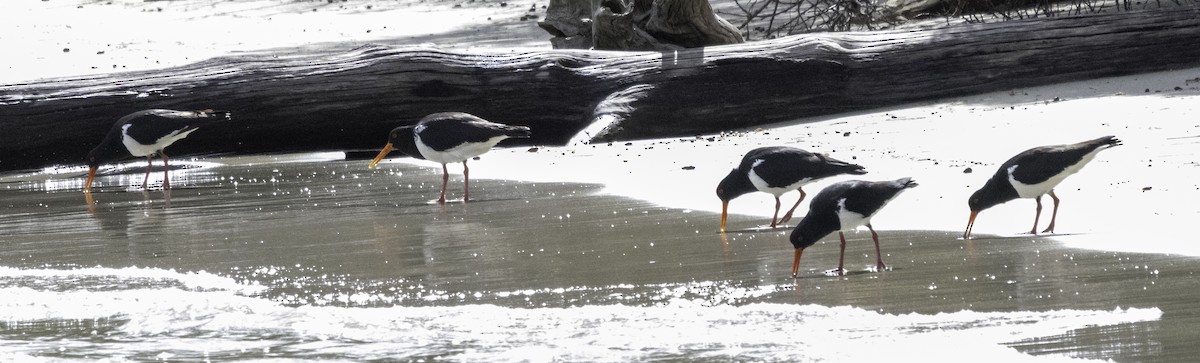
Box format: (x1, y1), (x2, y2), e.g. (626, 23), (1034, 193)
(122, 110), (228, 145)
(1007, 137), (1115, 185)
(841, 178), (913, 218)
(750, 148), (865, 188)
(808, 180), (857, 215)
(417, 112), (531, 151)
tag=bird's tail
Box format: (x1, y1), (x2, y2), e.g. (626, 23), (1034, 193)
(1095, 135), (1122, 149)
(505, 125), (533, 139)
(198, 109), (233, 121)
(896, 177), (919, 189)
(843, 163), (868, 175)
(832, 160), (868, 175)
(821, 154), (868, 175)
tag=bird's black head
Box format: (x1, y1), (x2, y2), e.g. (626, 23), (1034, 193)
(716, 168), (757, 232)
(388, 125), (413, 144)
(965, 186), (1007, 239)
(85, 148), (101, 169)
(967, 190), (984, 213)
(387, 125), (423, 159)
(965, 173), (1017, 238)
(967, 181), (1013, 213)
(789, 214), (831, 250)
(84, 136), (124, 169)
(715, 168), (754, 202)
(84, 139), (126, 193)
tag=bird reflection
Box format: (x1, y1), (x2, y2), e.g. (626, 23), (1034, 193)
(718, 231), (732, 258)
(86, 189), (174, 260)
(85, 191), (96, 215)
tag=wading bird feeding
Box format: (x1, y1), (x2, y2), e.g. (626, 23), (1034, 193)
(369, 112), (531, 204)
(963, 136), (1122, 239)
(789, 178), (918, 277)
(717, 146), (867, 232)
(84, 109), (232, 193)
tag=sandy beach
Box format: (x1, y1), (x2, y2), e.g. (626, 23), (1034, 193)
(1, 0), (549, 84)
(2, 0), (1200, 361)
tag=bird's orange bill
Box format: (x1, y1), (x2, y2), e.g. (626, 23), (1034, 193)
(719, 200), (730, 233)
(368, 143), (394, 169)
(791, 248), (804, 277)
(84, 166), (98, 193)
(963, 210), (979, 239)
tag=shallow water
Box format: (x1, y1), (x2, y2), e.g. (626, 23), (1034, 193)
(0, 154), (1195, 361)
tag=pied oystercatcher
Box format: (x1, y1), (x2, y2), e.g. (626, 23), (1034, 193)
(368, 112), (532, 204)
(963, 136), (1122, 239)
(84, 109), (232, 193)
(717, 146), (867, 232)
(789, 178), (918, 277)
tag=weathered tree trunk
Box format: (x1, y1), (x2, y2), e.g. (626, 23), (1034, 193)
(538, 0), (597, 49)
(2, 9), (1199, 172)
(644, 0), (745, 48)
(541, 0), (744, 50)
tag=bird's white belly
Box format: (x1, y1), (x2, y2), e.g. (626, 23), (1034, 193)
(416, 135), (509, 164)
(1007, 148), (1103, 199)
(748, 161), (813, 197)
(120, 124), (197, 157)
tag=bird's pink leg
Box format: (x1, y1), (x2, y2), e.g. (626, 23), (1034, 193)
(1028, 195), (1043, 235)
(142, 156), (153, 190)
(869, 224), (886, 270)
(462, 159), (470, 203)
(770, 196), (782, 228)
(160, 151), (171, 190)
(437, 163), (449, 204)
(780, 189), (806, 224)
(1041, 190), (1060, 234)
(837, 231), (848, 276)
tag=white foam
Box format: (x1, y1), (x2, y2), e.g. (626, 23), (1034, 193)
(0, 266), (263, 294)
(0, 267), (1163, 361)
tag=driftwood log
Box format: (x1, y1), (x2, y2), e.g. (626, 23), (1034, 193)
(539, 0), (744, 50)
(2, 8), (1199, 172)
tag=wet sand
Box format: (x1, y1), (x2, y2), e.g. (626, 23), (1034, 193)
(0, 154), (1195, 361)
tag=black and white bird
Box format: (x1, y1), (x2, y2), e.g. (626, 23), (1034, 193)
(84, 109), (232, 193)
(789, 178), (918, 277)
(716, 146), (867, 232)
(368, 112), (531, 204)
(963, 136), (1122, 239)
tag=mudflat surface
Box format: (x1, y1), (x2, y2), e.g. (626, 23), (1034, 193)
(0, 155), (1192, 361)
